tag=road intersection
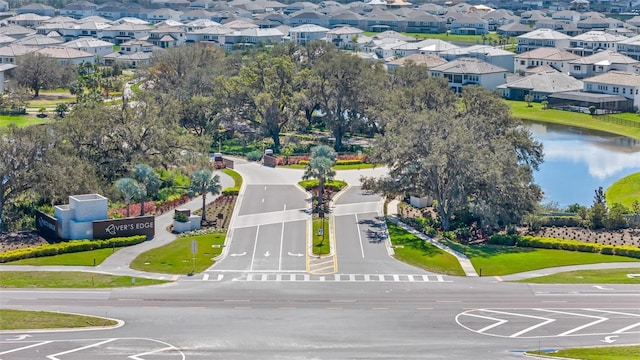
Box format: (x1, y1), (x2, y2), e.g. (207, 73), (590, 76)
(0, 159), (639, 359)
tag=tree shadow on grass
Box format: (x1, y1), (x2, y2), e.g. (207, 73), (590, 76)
(441, 240), (536, 259)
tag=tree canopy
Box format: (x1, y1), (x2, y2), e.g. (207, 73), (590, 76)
(361, 85), (544, 232)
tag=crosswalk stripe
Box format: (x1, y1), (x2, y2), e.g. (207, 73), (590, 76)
(224, 273), (451, 283)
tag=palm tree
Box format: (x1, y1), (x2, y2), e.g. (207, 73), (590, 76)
(189, 169), (221, 222)
(115, 178), (146, 218)
(303, 145), (337, 215)
(132, 164), (161, 216)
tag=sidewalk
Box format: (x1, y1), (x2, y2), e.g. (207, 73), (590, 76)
(498, 262), (640, 281)
(0, 170), (234, 280)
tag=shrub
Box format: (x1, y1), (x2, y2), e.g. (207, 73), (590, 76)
(601, 245), (615, 255)
(488, 234), (518, 246)
(336, 159), (362, 165)
(613, 246), (640, 259)
(299, 160), (309, 165)
(539, 216), (582, 227)
(247, 150), (263, 162)
(221, 187), (239, 195)
(174, 212), (189, 223)
(0, 236), (146, 263)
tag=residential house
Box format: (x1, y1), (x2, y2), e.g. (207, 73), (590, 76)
(498, 71), (583, 101)
(17, 4), (56, 17)
(567, 30), (627, 56)
(0, 35), (16, 46)
(514, 47), (580, 73)
(62, 38), (115, 59)
(220, 28), (284, 50)
(482, 9), (518, 32)
(288, 24), (328, 45)
(190, 0), (215, 10)
(147, 9), (183, 25)
(184, 19), (220, 32)
(325, 26), (364, 49)
(616, 35), (640, 60)
(439, 44), (515, 72)
(0, 44), (36, 64)
(289, 10), (330, 27)
(569, 50), (640, 79)
(516, 28), (571, 53)
(104, 39), (159, 67)
(186, 25), (233, 43)
(34, 46), (94, 65)
(96, 5), (125, 20)
(416, 3), (447, 16)
(60, 1), (98, 20)
(364, 8), (404, 32)
(5, 13), (51, 27)
(0, 0), (8, 12)
(284, 2), (318, 15)
(101, 23), (151, 45)
(450, 16), (489, 35)
(429, 57), (508, 93)
(0, 25), (36, 40)
(403, 12), (446, 33)
(497, 22), (533, 37)
(363, 37), (406, 59)
(13, 34), (64, 48)
(416, 39), (459, 56)
(550, 10), (581, 24)
(148, 25), (187, 48)
(221, 19), (259, 31)
(56, 21), (111, 42)
(150, 0), (191, 10)
(0, 63), (15, 92)
(385, 53), (447, 71)
(582, 71), (640, 109)
(519, 10), (547, 26)
(180, 10), (217, 22)
(628, 16), (640, 28)
(577, 15), (623, 31)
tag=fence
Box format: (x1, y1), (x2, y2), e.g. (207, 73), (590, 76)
(593, 114), (640, 128)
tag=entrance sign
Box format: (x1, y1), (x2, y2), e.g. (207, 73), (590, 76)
(93, 216), (155, 239)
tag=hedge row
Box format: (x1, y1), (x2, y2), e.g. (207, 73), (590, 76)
(296, 159), (363, 166)
(221, 187), (240, 195)
(298, 179), (347, 191)
(488, 235), (640, 259)
(0, 236), (147, 263)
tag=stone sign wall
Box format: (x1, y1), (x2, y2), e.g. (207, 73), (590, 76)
(35, 210), (59, 242)
(92, 216), (155, 240)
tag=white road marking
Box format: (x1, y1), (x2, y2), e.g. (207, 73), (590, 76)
(601, 335), (618, 343)
(288, 252), (304, 256)
(536, 309), (608, 336)
(4, 334), (31, 341)
(249, 225), (260, 271)
(202, 273), (209, 281)
(593, 285), (613, 291)
(230, 252), (246, 257)
(278, 219), (284, 271)
(264, 251), (271, 257)
(0, 341), (52, 355)
(129, 346), (176, 360)
(47, 338), (117, 360)
(480, 309), (555, 338)
(462, 313), (509, 333)
(354, 213), (365, 258)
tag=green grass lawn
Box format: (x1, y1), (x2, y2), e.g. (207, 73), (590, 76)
(362, 31), (503, 44)
(6, 247), (122, 266)
(27, 97), (76, 108)
(506, 100), (640, 140)
(0, 115), (51, 128)
(606, 172), (640, 209)
(0, 271), (168, 288)
(519, 268), (640, 284)
(0, 309), (119, 330)
(528, 345), (640, 360)
(387, 221), (465, 276)
(312, 217), (330, 255)
(440, 240), (639, 276)
(130, 232), (226, 274)
(222, 168), (243, 188)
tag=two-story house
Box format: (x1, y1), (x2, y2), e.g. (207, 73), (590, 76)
(498, 71), (583, 101)
(147, 9), (184, 25)
(186, 25), (232, 43)
(569, 50), (640, 79)
(514, 47), (579, 73)
(385, 53), (447, 71)
(60, 1), (99, 20)
(62, 38), (115, 60)
(288, 9), (330, 28)
(404, 12), (446, 34)
(616, 35), (640, 60)
(5, 13), (51, 27)
(288, 24), (328, 45)
(325, 26), (364, 49)
(516, 28), (571, 53)
(450, 16), (489, 35)
(17, 4), (55, 17)
(551, 10), (581, 24)
(0, 25), (36, 40)
(429, 57), (508, 93)
(439, 45), (515, 72)
(567, 30), (627, 56)
(583, 70), (640, 110)
(148, 25), (187, 48)
(35, 46), (95, 65)
(101, 23), (151, 45)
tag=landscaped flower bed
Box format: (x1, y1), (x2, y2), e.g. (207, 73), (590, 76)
(193, 195), (237, 230)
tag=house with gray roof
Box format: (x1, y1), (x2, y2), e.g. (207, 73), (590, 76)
(417, 39), (459, 55)
(328, 10), (365, 29)
(221, 28), (285, 50)
(429, 57), (508, 93)
(582, 70), (640, 109)
(577, 15), (623, 31)
(148, 9), (183, 25)
(0, 44), (36, 64)
(149, 25), (187, 48)
(190, 0), (215, 10)
(385, 53), (447, 71)
(289, 10), (330, 27)
(439, 44), (515, 71)
(288, 24), (328, 45)
(61, 1), (98, 20)
(616, 34), (640, 60)
(497, 22), (532, 37)
(6, 13), (51, 27)
(450, 16), (489, 35)
(567, 30), (627, 56)
(186, 25), (232, 43)
(0, 25), (36, 40)
(36, 46), (95, 65)
(569, 50), (640, 79)
(364, 8), (404, 32)
(63, 38), (115, 58)
(17, 4), (55, 17)
(482, 9), (517, 32)
(498, 71), (583, 101)
(101, 23), (151, 45)
(180, 10), (217, 22)
(404, 12), (446, 34)
(96, 5), (125, 20)
(516, 28), (571, 53)
(514, 47), (579, 73)
(13, 34), (64, 48)
(417, 3), (447, 16)
(325, 25), (364, 49)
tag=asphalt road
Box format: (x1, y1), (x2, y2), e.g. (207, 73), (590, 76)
(1, 163), (639, 359)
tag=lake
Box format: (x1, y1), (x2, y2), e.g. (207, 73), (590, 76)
(526, 121), (640, 208)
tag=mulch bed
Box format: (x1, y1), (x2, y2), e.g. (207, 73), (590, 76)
(0, 231), (49, 252)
